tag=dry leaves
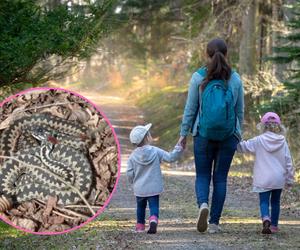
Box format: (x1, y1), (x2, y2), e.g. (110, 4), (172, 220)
(0, 89), (119, 232)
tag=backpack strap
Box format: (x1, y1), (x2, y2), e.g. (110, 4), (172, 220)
(196, 67), (206, 117)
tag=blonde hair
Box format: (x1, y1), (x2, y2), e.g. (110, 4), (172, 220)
(256, 121), (286, 135)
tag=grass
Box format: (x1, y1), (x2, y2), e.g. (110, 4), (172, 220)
(0, 220), (24, 239)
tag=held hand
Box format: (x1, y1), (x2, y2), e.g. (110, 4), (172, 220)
(285, 183), (293, 190)
(177, 136), (187, 149)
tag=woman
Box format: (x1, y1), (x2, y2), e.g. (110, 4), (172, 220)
(177, 38), (244, 233)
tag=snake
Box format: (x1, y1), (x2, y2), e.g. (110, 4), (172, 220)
(0, 113), (93, 206)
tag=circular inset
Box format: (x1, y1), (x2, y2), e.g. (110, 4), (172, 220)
(0, 87), (121, 234)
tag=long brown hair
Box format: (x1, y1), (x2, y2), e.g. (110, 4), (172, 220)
(201, 38), (232, 91)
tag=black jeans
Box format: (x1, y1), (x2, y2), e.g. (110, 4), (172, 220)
(136, 195), (159, 224)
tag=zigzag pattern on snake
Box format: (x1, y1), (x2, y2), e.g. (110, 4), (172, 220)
(0, 113), (93, 205)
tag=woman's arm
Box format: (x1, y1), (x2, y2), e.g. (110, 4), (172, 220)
(236, 79), (244, 133)
(180, 72), (201, 137)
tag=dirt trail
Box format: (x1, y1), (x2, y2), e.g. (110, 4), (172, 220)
(1, 90), (299, 250)
(79, 90), (300, 250)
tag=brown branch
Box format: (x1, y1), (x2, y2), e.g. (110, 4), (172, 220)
(13, 101), (87, 114)
(34, 199), (89, 220)
(64, 205), (101, 210)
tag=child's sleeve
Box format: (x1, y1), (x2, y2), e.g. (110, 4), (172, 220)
(237, 137), (258, 154)
(126, 158), (134, 184)
(156, 145), (183, 163)
(285, 142), (295, 185)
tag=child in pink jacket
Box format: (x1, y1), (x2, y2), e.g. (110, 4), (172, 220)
(237, 112), (294, 234)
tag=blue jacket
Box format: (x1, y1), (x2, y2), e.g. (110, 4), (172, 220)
(180, 70), (244, 138)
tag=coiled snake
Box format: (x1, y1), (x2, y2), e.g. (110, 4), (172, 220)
(0, 113), (93, 206)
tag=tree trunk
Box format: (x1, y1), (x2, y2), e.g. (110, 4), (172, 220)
(283, 0), (296, 21)
(258, 16), (266, 71)
(239, 0), (258, 77)
(170, 0), (183, 20)
(272, 0), (281, 79)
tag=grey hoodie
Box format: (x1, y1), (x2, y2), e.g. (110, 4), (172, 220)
(237, 131), (294, 189)
(127, 145), (183, 197)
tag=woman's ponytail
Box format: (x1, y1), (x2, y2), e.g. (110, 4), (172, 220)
(201, 39), (232, 91)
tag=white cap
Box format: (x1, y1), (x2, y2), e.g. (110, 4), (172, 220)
(129, 123), (152, 145)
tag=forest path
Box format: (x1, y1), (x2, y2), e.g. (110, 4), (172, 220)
(77, 90), (300, 250)
(1, 89), (299, 250)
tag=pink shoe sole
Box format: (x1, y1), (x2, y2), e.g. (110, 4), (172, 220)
(135, 223), (145, 233)
(270, 226), (279, 233)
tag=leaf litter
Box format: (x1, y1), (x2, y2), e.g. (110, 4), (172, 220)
(0, 89), (119, 232)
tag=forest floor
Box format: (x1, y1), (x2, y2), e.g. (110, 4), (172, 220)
(0, 88), (299, 250)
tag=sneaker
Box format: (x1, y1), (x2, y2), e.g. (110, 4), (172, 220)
(135, 223), (145, 233)
(208, 223), (221, 234)
(147, 215), (158, 234)
(196, 203), (209, 232)
(270, 225), (279, 233)
(261, 218), (272, 234)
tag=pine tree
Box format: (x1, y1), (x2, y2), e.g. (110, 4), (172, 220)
(0, 0), (115, 89)
(264, 0), (300, 116)
(272, 0), (300, 95)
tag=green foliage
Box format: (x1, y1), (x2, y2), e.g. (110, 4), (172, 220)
(181, 1), (211, 37)
(0, 0), (115, 88)
(272, 0), (300, 95)
(113, 0), (178, 61)
(262, 1), (300, 160)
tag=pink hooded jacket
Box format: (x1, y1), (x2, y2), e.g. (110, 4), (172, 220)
(237, 131), (294, 189)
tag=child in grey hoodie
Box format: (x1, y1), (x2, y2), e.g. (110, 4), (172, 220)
(127, 123), (183, 234)
(237, 112), (294, 234)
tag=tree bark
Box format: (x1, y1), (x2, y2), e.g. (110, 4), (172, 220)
(272, 0), (281, 78)
(170, 0), (183, 21)
(239, 0), (258, 76)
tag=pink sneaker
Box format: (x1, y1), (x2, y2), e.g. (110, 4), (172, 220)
(270, 225), (279, 233)
(135, 223), (145, 233)
(147, 215), (158, 234)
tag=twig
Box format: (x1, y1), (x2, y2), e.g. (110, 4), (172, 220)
(94, 147), (117, 164)
(0, 156), (95, 215)
(33, 200), (79, 220)
(64, 205), (101, 209)
(34, 199), (89, 220)
(16, 101), (87, 113)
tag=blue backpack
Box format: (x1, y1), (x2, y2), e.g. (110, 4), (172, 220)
(197, 68), (236, 141)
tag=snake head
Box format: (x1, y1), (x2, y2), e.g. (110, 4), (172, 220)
(31, 127), (48, 143)
(31, 127), (60, 145)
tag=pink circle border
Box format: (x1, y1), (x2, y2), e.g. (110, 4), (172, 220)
(0, 87), (122, 235)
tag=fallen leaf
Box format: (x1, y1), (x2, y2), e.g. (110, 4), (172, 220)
(43, 196), (58, 217)
(48, 215), (64, 225)
(11, 217), (37, 231)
